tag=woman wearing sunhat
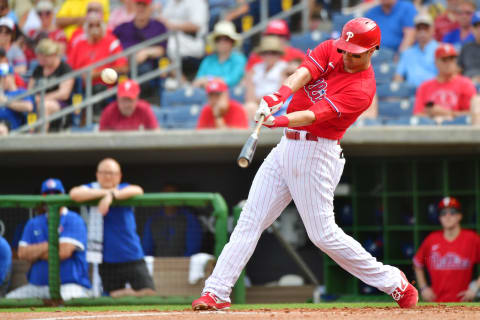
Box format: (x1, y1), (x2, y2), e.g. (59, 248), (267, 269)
(244, 35), (287, 120)
(194, 20), (246, 88)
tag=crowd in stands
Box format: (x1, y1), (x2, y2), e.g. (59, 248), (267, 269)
(0, 0), (479, 134)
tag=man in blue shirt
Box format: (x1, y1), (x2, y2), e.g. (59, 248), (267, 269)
(394, 13), (439, 88)
(70, 158), (155, 297)
(443, 0), (476, 50)
(194, 20), (247, 88)
(0, 235), (11, 297)
(365, 0), (417, 52)
(6, 178), (91, 300)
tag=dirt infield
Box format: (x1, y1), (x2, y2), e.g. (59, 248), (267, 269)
(2, 306), (480, 320)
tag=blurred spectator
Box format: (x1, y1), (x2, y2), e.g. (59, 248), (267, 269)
(244, 36), (287, 120)
(68, 12), (128, 115)
(196, 78), (248, 129)
(67, 1), (109, 55)
(414, 197), (480, 302)
(113, 0), (167, 77)
(6, 178), (91, 300)
(0, 17), (27, 75)
(365, 0), (417, 52)
(69, 158), (156, 298)
(414, 43), (477, 124)
(159, 0), (208, 81)
(56, 0), (109, 40)
(23, 1), (67, 61)
(28, 39), (74, 131)
(99, 79), (159, 131)
(208, 0), (249, 31)
(0, 53), (34, 133)
(194, 21), (246, 88)
(434, 0), (460, 41)
(142, 184), (202, 257)
(0, 235), (11, 297)
(442, 0), (476, 48)
(394, 13), (439, 88)
(458, 11), (480, 82)
(108, 0), (136, 30)
(245, 19), (304, 71)
(0, 0), (18, 24)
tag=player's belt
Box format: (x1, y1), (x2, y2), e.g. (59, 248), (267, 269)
(285, 130), (341, 145)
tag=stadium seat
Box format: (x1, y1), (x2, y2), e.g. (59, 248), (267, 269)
(371, 48), (395, 66)
(441, 115), (471, 125)
(290, 31), (325, 53)
(385, 116), (436, 126)
(376, 82), (416, 100)
(161, 87), (207, 107)
(378, 99), (413, 119)
(331, 13), (354, 33)
(373, 62), (396, 84)
(159, 105), (202, 129)
(229, 85), (246, 103)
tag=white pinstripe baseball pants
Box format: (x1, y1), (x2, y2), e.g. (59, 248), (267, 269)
(203, 130), (403, 302)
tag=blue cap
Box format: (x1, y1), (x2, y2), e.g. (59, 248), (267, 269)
(472, 11), (480, 25)
(41, 178), (65, 194)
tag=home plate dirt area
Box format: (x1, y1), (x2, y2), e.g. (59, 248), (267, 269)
(2, 306), (480, 320)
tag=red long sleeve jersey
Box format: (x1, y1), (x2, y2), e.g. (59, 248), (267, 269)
(287, 40), (376, 140)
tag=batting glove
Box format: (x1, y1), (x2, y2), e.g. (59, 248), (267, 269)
(260, 115), (289, 128)
(260, 85), (292, 114)
(254, 102), (271, 122)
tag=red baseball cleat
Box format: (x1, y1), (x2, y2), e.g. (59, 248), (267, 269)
(192, 292), (231, 311)
(391, 272), (418, 308)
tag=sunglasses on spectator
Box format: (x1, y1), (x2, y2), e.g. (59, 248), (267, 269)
(88, 23), (102, 28)
(87, 7), (102, 13)
(439, 56), (457, 62)
(457, 10), (474, 15)
(0, 27), (11, 34)
(439, 208), (460, 217)
(337, 48), (362, 58)
(38, 11), (52, 17)
(215, 36), (233, 43)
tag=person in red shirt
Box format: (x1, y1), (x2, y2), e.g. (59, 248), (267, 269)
(192, 17), (418, 312)
(434, 0), (460, 41)
(414, 43), (477, 124)
(196, 78), (248, 129)
(245, 19), (305, 71)
(67, 12), (127, 87)
(99, 79), (158, 131)
(414, 197), (480, 302)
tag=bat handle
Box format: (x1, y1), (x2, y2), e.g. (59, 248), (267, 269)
(253, 114), (265, 136)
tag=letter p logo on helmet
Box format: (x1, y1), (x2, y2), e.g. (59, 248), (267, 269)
(345, 31), (354, 42)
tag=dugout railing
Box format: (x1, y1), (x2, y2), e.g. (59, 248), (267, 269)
(0, 192), (234, 307)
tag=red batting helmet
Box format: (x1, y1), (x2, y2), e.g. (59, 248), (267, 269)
(438, 196), (461, 212)
(333, 17), (381, 54)
(264, 19), (290, 39)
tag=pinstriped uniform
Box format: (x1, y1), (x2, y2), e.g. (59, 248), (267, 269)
(203, 40), (404, 302)
(204, 131), (402, 302)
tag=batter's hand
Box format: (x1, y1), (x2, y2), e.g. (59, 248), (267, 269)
(420, 286), (436, 302)
(260, 85), (292, 114)
(254, 103), (271, 122)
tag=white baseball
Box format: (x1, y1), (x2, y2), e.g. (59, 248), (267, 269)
(101, 68), (118, 84)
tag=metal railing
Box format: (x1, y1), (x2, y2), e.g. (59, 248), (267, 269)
(11, 0), (310, 135)
(11, 31), (181, 134)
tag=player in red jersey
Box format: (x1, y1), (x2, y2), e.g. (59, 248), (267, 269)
(414, 197), (480, 302)
(192, 17), (418, 311)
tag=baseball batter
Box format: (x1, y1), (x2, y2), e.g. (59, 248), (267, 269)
(192, 18), (418, 310)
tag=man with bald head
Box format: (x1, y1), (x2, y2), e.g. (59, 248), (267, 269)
(70, 158), (155, 297)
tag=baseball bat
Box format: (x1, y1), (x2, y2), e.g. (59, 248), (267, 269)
(237, 114), (264, 168)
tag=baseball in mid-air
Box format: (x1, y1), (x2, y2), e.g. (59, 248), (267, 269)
(101, 68), (118, 84)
